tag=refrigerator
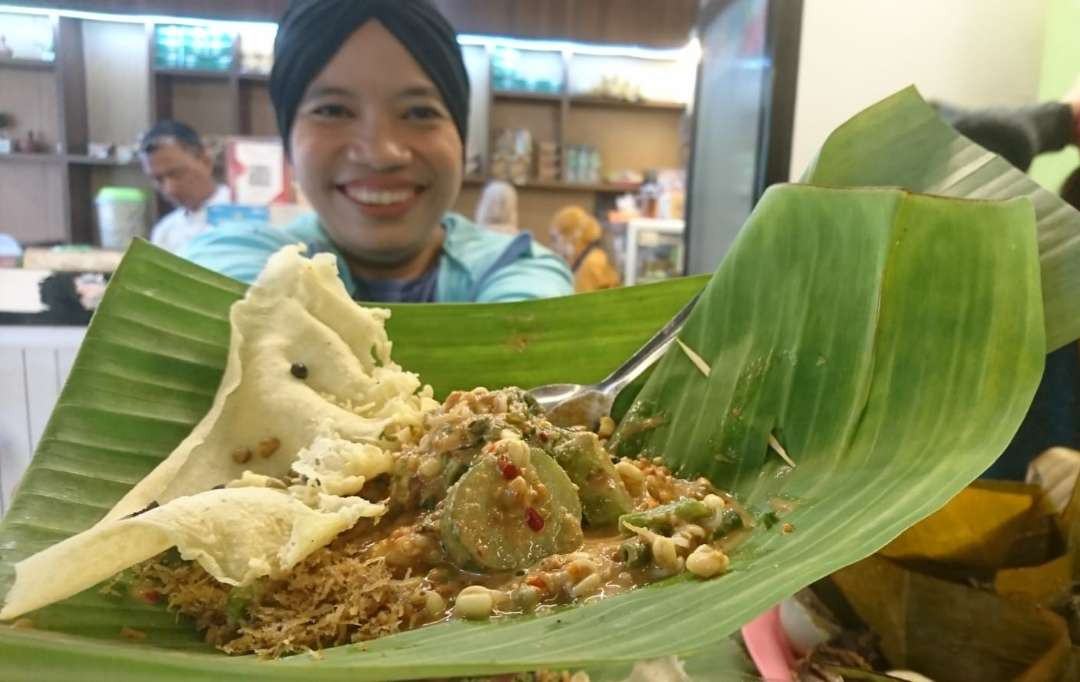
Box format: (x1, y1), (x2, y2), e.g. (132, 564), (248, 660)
(683, 0), (804, 276)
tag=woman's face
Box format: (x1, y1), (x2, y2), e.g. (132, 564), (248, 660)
(289, 21), (463, 270)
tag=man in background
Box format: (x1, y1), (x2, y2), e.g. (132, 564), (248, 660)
(138, 120), (231, 254)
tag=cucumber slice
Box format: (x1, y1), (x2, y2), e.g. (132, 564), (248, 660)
(441, 448), (583, 572)
(551, 431), (634, 527)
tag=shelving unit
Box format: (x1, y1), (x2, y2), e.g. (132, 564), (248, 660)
(151, 67), (230, 79)
(65, 154), (139, 167)
(569, 95), (685, 111)
(464, 175), (639, 194)
(0, 153), (63, 164)
(0, 9), (692, 246)
(459, 44), (690, 232)
(0, 13), (273, 246)
(0, 57), (54, 71)
(492, 90), (563, 103)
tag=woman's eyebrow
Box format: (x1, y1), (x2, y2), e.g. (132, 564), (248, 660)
(395, 85), (441, 100)
(302, 84), (354, 101)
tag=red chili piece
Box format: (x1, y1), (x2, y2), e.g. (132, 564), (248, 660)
(497, 456), (520, 480)
(526, 575), (547, 590)
(139, 589), (161, 604)
(525, 507), (545, 532)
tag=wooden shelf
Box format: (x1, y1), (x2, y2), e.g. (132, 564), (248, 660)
(493, 90), (564, 104)
(152, 67), (233, 80)
(152, 67), (273, 82)
(0, 57), (56, 71)
(524, 179), (640, 193)
(66, 154), (139, 167)
(570, 95), (685, 111)
(0, 152), (64, 164)
(491, 91), (685, 110)
(463, 175), (638, 193)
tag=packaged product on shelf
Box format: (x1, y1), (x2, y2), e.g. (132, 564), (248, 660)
(154, 25), (234, 71)
(491, 129), (533, 185)
(565, 145), (601, 184)
(536, 141), (560, 182)
(465, 153), (482, 178)
(590, 74), (644, 102)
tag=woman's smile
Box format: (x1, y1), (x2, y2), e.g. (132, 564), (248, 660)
(337, 178), (427, 219)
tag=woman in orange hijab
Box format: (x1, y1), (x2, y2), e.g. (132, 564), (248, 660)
(550, 206), (621, 292)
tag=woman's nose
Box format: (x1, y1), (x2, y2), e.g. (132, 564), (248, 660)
(345, 115), (411, 169)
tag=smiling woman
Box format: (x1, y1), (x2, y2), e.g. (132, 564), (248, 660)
(289, 23), (463, 279)
(181, 0), (574, 304)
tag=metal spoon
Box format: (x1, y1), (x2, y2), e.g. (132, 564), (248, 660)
(527, 291), (701, 428)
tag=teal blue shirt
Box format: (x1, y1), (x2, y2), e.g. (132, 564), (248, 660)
(182, 212), (573, 303)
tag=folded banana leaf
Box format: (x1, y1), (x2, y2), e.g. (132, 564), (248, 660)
(802, 85), (1080, 352)
(831, 555), (1072, 682)
(0, 181), (1043, 680)
(879, 481), (1060, 574)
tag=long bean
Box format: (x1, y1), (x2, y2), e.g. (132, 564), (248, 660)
(619, 497), (711, 534)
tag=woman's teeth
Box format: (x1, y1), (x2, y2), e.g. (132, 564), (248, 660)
(346, 187), (414, 205)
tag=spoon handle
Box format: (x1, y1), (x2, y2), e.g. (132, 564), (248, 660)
(599, 290), (702, 398)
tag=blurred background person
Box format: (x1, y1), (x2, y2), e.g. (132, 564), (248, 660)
(138, 120), (230, 254)
(936, 98), (1079, 172)
(934, 84), (1080, 481)
(475, 180), (519, 235)
(550, 206), (620, 292)
(1025, 163), (1080, 504)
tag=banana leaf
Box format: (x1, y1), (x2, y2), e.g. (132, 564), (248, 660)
(0, 182), (1043, 680)
(802, 85), (1080, 352)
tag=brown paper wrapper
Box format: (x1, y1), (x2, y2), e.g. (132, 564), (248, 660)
(828, 480), (1075, 681)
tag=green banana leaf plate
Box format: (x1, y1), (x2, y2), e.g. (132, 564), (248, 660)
(0, 87), (1073, 681)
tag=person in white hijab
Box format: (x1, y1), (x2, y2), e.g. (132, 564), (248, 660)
(475, 181), (519, 235)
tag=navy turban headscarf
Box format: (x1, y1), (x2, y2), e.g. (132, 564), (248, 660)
(270, 0), (470, 152)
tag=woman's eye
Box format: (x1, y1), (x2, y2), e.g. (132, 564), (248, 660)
(404, 105), (443, 121)
(310, 104), (352, 119)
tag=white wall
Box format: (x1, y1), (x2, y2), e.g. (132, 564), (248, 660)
(790, 0), (1049, 179)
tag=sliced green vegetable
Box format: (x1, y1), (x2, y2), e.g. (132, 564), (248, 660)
(550, 431), (633, 527)
(618, 538), (651, 567)
(711, 508), (744, 540)
(440, 450), (582, 572)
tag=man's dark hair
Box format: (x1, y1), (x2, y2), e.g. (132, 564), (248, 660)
(138, 120), (204, 156)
